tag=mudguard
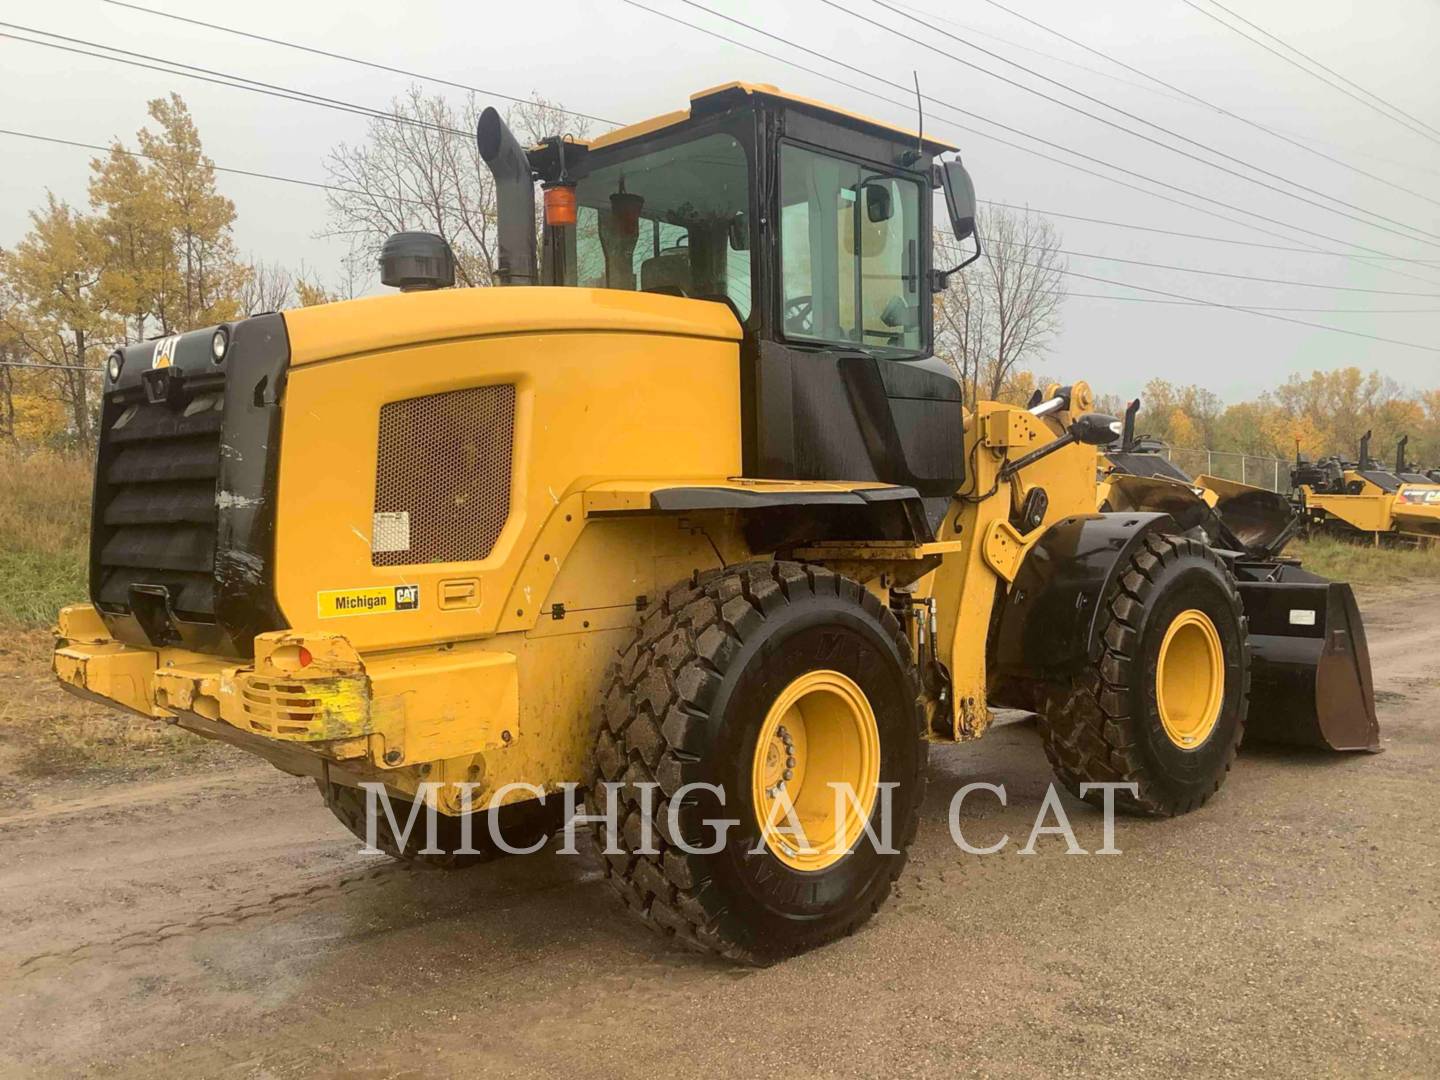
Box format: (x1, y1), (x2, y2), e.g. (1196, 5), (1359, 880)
(990, 512), (1176, 686)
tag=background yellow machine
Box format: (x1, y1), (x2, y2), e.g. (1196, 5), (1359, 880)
(1292, 431), (1440, 546)
(55, 83), (1377, 963)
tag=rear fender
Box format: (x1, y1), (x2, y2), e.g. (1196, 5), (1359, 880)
(989, 512), (1175, 691)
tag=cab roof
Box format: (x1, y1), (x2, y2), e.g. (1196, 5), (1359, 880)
(584, 81), (960, 154)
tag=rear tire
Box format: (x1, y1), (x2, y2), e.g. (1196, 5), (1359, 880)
(587, 561), (926, 964)
(1038, 533), (1249, 817)
(317, 780), (564, 869)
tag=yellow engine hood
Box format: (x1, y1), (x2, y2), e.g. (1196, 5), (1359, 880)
(283, 286), (743, 367)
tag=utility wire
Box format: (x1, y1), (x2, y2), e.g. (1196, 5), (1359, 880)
(638, 0), (1440, 290)
(1064, 293), (1440, 313)
(0, 127), (467, 215)
(978, 200), (1440, 265)
(1029, 263), (1440, 353)
(100, 0), (623, 127)
(982, 239), (1440, 296)
(964, 0), (1440, 208)
(0, 26), (475, 139)
(1180, 0), (1440, 149)
(0, 360), (101, 372)
(830, 0), (1440, 247)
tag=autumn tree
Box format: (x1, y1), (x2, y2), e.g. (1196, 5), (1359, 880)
(0, 195), (118, 444)
(322, 87), (589, 288)
(933, 205), (1066, 405)
(89, 95), (247, 337)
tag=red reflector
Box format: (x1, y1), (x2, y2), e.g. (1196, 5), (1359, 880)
(298, 646), (313, 668)
(544, 184), (577, 226)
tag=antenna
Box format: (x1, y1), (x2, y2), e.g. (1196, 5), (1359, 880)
(901, 71), (925, 166)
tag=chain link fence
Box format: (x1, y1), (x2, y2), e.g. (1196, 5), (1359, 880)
(1157, 447), (1293, 493)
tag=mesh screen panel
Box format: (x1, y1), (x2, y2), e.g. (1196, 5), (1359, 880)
(372, 384), (516, 567)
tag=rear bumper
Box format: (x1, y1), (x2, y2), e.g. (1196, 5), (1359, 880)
(53, 604), (520, 778)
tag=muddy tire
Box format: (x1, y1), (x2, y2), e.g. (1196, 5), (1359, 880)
(587, 561), (926, 965)
(317, 780), (564, 870)
(1038, 533), (1249, 817)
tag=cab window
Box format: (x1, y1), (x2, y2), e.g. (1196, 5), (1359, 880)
(779, 143), (923, 355)
(572, 133), (752, 319)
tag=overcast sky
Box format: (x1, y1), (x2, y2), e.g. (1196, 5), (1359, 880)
(3, 0), (1437, 402)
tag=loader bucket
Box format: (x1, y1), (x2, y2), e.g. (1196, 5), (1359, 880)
(1194, 473), (1298, 556)
(1235, 567), (1380, 751)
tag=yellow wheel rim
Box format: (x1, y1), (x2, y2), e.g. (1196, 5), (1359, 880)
(1156, 609), (1225, 750)
(751, 670), (881, 872)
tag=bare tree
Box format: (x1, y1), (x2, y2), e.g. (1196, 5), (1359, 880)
(934, 205), (1066, 405)
(322, 86), (589, 288)
(237, 260), (294, 315)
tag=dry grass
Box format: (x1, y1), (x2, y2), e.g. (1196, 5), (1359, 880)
(0, 448), (238, 785)
(0, 447), (91, 630)
(1290, 534), (1440, 588)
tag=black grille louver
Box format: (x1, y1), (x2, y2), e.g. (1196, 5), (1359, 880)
(90, 316), (290, 657)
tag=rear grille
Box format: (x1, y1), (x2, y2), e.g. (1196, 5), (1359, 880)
(94, 390), (224, 620)
(239, 676), (322, 736)
(372, 384), (516, 566)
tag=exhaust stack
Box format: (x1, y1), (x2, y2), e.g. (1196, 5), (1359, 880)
(1396, 435), (1409, 475)
(1358, 429), (1372, 469)
(476, 107), (537, 286)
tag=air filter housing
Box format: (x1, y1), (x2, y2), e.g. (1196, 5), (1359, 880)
(380, 231), (456, 291)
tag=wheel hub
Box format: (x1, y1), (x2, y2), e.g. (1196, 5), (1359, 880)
(1156, 608), (1225, 749)
(751, 669), (881, 872)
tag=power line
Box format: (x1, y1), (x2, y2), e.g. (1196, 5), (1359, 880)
(978, 200), (1440, 265)
(1032, 263), (1440, 353)
(0, 26), (474, 139)
(636, 0), (1440, 290)
(0, 127), (467, 216)
(829, 0), (1440, 247)
(1064, 293), (1440, 313)
(0, 360), (101, 372)
(100, 0), (622, 128)
(1180, 0), (1440, 149)
(986, 240), (1440, 296)
(964, 0), (1440, 208)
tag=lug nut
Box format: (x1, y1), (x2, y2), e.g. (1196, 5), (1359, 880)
(783, 769), (793, 781)
(786, 756), (796, 768)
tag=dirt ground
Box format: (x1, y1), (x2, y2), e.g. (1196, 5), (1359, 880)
(1, 587), (1437, 1079)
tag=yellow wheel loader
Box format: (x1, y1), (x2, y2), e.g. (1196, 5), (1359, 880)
(1292, 432), (1440, 547)
(54, 83), (1378, 963)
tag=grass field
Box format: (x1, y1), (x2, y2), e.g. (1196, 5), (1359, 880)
(1288, 533), (1440, 588)
(0, 447), (91, 631)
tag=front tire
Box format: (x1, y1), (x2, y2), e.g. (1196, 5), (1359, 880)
(1039, 533), (1249, 817)
(588, 562), (926, 964)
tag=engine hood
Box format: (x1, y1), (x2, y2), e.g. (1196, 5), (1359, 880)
(282, 285), (743, 367)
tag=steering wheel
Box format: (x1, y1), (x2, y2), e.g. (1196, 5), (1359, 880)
(783, 294), (814, 334)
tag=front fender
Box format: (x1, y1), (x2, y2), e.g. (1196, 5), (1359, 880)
(989, 512), (1176, 689)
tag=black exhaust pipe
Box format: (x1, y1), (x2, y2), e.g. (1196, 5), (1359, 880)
(1121, 398), (1140, 453)
(1358, 429), (1372, 469)
(1396, 435), (1409, 475)
(476, 106), (537, 286)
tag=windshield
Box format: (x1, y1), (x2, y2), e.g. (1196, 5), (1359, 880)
(570, 132), (751, 318)
(779, 143), (923, 356)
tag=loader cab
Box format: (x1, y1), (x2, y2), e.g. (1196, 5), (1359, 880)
(527, 83), (975, 496)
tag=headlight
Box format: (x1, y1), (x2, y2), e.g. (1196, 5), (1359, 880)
(211, 328), (229, 363)
(106, 351), (124, 382)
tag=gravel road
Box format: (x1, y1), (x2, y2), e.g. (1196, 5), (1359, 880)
(2, 586), (1437, 1077)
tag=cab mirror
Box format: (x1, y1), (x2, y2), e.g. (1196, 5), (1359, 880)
(1071, 413), (1123, 446)
(941, 158), (976, 241)
(864, 183), (893, 223)
(728, 211), (749, 251)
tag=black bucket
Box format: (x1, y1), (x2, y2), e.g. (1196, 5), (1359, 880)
(1236, 566), (1380, 752)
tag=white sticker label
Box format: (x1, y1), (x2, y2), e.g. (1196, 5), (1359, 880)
(1289, 609), (1318, 626)
(372, 511), (411, 553)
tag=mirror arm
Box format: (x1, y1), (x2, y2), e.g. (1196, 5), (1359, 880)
(930, 231), (982, 293)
